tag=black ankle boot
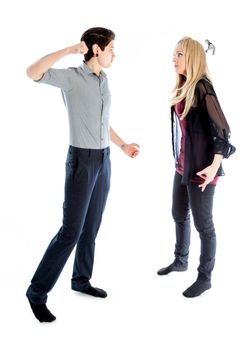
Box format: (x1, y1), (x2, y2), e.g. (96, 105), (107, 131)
(183, 275), (211, 298)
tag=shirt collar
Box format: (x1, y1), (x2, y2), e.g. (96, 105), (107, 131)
(80, 61), (106, 78)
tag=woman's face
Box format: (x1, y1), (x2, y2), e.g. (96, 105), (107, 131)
(172, 43), (186, 76)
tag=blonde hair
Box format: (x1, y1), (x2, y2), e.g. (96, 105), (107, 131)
(171, 37), (212, 119)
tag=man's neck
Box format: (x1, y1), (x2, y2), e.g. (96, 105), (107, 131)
(86, 59), (101, 76)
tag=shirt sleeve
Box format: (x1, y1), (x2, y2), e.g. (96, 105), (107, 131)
(35, 68), (74, 92)
(198, 80), (236, 158)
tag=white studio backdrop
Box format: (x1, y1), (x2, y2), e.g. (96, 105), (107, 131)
(1, 0), (251, 349)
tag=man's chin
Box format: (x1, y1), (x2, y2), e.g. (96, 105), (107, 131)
(103, 61), (113, 69)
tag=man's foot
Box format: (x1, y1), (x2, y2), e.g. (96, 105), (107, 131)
(157, 262), (188, 275)
(28, 300), (56, 322)
(183, 279), (211, 298)
(74, 286), (107, 298)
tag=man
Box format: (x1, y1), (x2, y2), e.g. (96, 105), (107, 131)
(26, 27), (140, 322)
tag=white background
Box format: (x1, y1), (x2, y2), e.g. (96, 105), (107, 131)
(1, 0), (251, 349)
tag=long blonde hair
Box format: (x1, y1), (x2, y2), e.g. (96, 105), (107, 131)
(171, 37), (212, 119)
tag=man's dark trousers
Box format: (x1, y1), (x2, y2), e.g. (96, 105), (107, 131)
(26, 146), (111, 304)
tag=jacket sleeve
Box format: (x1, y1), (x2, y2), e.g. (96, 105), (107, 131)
(198, 80), (236, 158)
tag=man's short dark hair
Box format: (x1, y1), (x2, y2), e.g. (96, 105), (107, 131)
(81, 27), (115, 61)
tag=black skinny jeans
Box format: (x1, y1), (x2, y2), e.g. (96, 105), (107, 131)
(172, 172), (216, 281)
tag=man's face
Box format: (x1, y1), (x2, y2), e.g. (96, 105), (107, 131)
(98, 40), (115, 68)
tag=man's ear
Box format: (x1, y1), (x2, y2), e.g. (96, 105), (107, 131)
(92, 44), (100, 57)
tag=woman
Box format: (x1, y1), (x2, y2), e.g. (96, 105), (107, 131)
(157, 37), (235, 298)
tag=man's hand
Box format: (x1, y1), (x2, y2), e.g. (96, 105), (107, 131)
(69, 41), (89, 55)
(121, 143), (140, 158)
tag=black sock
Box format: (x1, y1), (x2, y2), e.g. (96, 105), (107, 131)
(157, 262), (188, 275)
(183, 279), (211, 298)
(81, 287), (107, 298)
(28, 301), (56, 322)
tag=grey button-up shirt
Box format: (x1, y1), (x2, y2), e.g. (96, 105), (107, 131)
(37, 62), (111, 149)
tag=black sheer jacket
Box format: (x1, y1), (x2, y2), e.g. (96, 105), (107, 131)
(171, 78), (236, 185)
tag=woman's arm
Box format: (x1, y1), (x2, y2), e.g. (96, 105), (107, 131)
(199, 80), (235, 159)
(196, 154), (223, 192)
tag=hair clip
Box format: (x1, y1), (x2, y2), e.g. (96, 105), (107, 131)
(205, 39), (215, 55)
